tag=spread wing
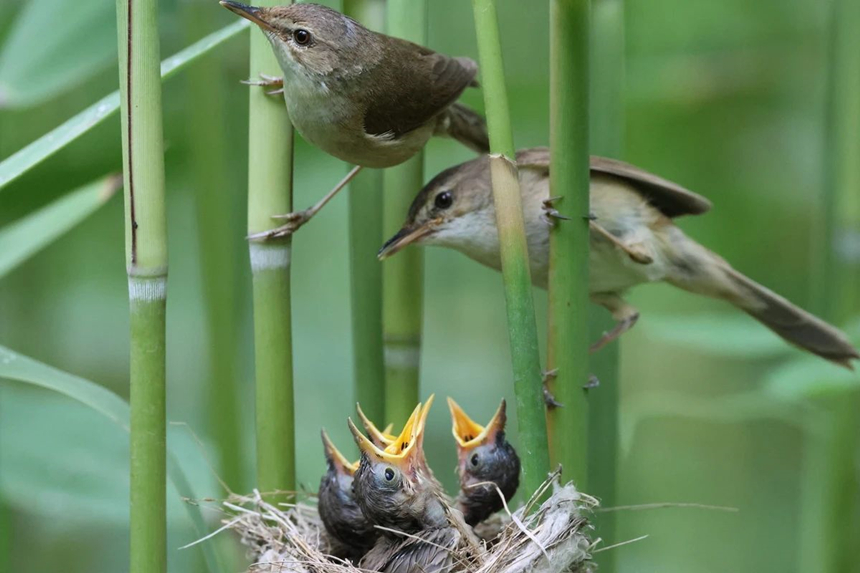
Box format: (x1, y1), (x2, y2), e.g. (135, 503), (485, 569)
(363, 38), (478, 139)
(516, 147), (712, 218)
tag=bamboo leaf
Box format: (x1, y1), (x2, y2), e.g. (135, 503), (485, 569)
(0, 0), (116, 108)
(0, 175), (120, 278)
(0, 20), (249, 193)
(0, 345), (222, 573)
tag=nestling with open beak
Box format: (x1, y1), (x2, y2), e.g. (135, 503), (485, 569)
(448, 398), (520, 526)
(317, 430), (377, 559)
(350, 403), (475, 573)
(220, 1), (489, 238)
(379, 148), (859, 368)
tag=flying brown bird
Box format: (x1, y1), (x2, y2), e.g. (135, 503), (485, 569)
(317, 430), (377, 559)
(448, 398), (521, 526)
(379, 148), (859, 368)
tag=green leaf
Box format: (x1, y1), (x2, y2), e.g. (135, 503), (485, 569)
(0, 175), (120, 278)
(0, 19), (249, 193)
(0, 0), (116, 108)
(0, 345), (224, 573)
(641, 312), (793, 358)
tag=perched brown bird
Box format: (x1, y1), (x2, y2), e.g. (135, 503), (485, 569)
(448, 398), (520, 526)
(317, 430), (377, 559)
(349, 402), (476, 573)
(379, 148), (859, 368)
(220, 1), (489, 238)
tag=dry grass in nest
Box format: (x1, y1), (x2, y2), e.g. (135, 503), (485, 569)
(206, 471), (599, 573)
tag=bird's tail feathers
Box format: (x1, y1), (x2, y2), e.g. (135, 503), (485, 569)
(436, 102), (490, 155)
(664, 232), (858, 369)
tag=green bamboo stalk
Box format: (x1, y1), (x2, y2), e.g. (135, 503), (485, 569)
(383, 0), (426, 428)
(343, 0), (386, 425)
(114, 0), (168, 571)
(546, 0), (590, 490)
(470, 0), (550, 498)
(184, 0), (245, 493)
(247, 0), (295, 500)
(588, 0), (624, 567)
(801, 1), (860, 571)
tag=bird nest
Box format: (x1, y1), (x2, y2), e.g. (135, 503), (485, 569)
(218, 471), (598, 573)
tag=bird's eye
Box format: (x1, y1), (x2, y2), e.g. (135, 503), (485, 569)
(434, 191), (453, 210)
(470, 453), (480, 467)
(384, 467), (396, 481)
(293, 29), (311, 45)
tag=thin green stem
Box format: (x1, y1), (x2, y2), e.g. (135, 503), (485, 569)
(588, 0), (624, 567)
(802, 0), (860, 571)
(248, 0), (295, 499)
(115, 0), (168, 571)
(343, 0), (386, 425)
(546, 0), (590, 490)
(470, 0), (549, 498)
(184, 0), (245, 494)
(383, 0), (426, 427)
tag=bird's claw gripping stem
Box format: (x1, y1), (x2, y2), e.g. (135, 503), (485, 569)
(242, 73), (285, 95)
(541, 196), (572, 226)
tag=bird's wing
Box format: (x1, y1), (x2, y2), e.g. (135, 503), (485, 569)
(363, 39), (478, 139)
(516, 147), (713, 218)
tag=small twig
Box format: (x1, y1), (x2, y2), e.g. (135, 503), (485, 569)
(599, 502), (739, 513)
(593, 534), (649, 553)
(178, 515), (244, 549)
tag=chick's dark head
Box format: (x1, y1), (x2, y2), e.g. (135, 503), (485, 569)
(448, 398), (521, 525)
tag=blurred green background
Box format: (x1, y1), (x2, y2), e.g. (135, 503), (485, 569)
(1, 0), (858, 571)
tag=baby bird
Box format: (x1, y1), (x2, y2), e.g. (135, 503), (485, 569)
(379, 148), (859, 368)
(349, 402), (475, 573)
(221, 1), (488, 237)
(448, 398), (520, 526)
(317, 430), (377, 559)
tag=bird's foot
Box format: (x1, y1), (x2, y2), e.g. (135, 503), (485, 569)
(247, 209), (313, 241)
(589, 312), (640, 353)
(541, 196), (572, 226)
(242, 74), (285, 95)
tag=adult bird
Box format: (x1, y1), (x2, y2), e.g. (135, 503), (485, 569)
(379, 148), (859, 368)
(317, 430), (377, 560)
(448, 398), (520, 526)
(220, 1), (489, 238)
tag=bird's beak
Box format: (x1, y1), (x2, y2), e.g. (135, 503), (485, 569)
(356, 403), (396, 448)
(377, 219), (441, 261)
(447, 398), (507, 452)
(414, 394), (435, 451)
(321, 429), (359, 476)
(348, 404), (424, 475)
(219, 1), (276, 32)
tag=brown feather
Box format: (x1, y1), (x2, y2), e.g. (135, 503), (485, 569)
(363, 40), (478, 138)
(516, 147), (713, 218)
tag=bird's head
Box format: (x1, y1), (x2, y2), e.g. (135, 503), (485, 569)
(220, 1), (366, 78)
(378, 156), (495, 261)
(448, 398), (520, 524)
(349, 400), (445, 531)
